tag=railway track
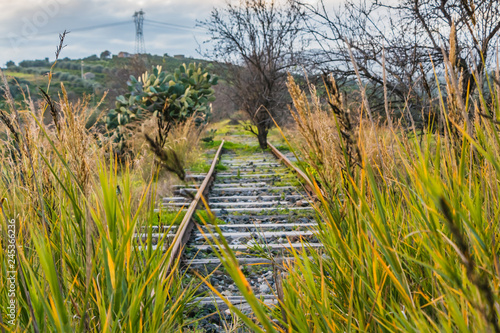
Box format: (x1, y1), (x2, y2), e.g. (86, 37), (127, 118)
(145, 137), (319, 326)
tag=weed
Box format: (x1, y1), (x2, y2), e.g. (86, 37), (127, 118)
(0, 47), (199, 331)
(202, 58), (500, 332)
(215, 164), (228, 171)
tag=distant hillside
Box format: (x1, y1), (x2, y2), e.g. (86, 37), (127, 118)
(0, 53), (214, 109)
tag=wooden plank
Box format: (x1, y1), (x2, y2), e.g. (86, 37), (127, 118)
(141, 242), (322, 252)
(210, 206), (314, 213)
(190, 242), (322, 251)
(162, 196), (191, 202)
(193, 295), (277, 305)
(208, 186), (295, 192)
(221, 162), (280, 166)
(163, 201), (299, 208)
(136, 230), (314, 239)
(186, 256), (303, 265)
(207, 194), (303, 201)
(203, 222), (317, 228)
(193, 230), (315, 238)
(172, 182), (269, 188)
(217, 173), (287, 178)
(204, 201), (294, 207)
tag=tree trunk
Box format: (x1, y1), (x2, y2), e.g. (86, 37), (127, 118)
(257, 125), (268, 149)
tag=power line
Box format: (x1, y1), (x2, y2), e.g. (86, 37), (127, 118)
(69, 21), (131, 33)
(0, 21), (131, 42)
(0, 13), (205, 54)
(144, 19), (201, 31)
(0, 17), (202, 44)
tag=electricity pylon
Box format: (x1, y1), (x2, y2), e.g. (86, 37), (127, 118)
(133, 10), (145, 54)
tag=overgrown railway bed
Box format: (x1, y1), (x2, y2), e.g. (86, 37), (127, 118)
(153, 137), (319, 317)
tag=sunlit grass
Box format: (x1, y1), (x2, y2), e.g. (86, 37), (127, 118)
(0, 63), (201, 331)
(196, 63), (500, 332)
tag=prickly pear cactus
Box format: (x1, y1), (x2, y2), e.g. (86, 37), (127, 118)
(107, 62), (218, 153)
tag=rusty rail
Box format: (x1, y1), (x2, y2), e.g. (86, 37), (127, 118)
(164, 140), (225, 274)
(267, 141), (319, 196)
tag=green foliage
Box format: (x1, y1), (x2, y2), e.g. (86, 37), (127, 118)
(1, 54), (216, 108)
(106, 63), (218, 157)
(189, 159), (211, 173)
(156, 210), (187, 225)
(201, 129), (217, 143)
(215, 164), (228, 171)
(155, 209), (226, 226)
(18, 59), (49, 68)
(107, 63), (218, 131)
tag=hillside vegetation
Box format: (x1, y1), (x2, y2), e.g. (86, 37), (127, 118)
(1, 54), (211, 107)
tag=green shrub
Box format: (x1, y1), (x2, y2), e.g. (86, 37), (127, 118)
(107, 63), (218, 155)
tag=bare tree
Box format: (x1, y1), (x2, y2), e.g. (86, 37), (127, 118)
(200, 0), (308, 149)
(300, 0), (500, 123)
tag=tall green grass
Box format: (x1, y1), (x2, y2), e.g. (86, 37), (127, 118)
(0, 68), (199, 331)
(198, 63), (500, 331)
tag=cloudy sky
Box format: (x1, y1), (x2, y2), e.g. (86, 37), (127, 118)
(0, 0), (229, 66)
(0, 0), (341, 66)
